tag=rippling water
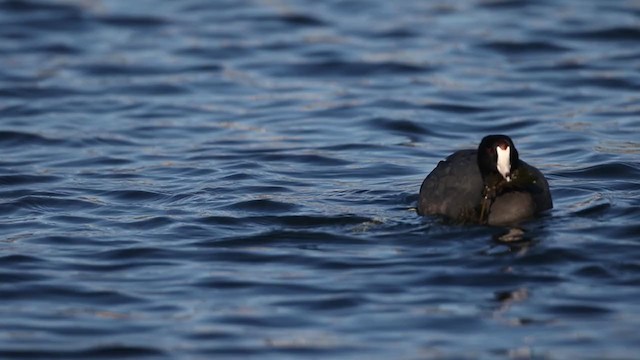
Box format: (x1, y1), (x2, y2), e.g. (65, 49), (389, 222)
(1, 0), (640, 358)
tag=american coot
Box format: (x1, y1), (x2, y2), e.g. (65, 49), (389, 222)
(418, 135), (552, 225)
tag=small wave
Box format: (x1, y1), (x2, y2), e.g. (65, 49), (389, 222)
(572, 265), (613, 279)
(175, 44), (251, 60)
(514, 246), (589, 266)
(0, 271), (49, 283)
(96, 14), (169, 27)
(423, 102), (488, 114)
(419, 271), (562, 287)
(275, 13), (326, 27)
(27, 235), (102, 247)
(482, 40), (568, 54)
(0, 0), (78, 13)
(106, 83), (191, 96)
(264, 60), (429, 78)
(95, 247), (177, 261)
(274, 294), (365, 311)
(561, 75), (640, 91)
(253, 153), (352, 166)
(77, 62), (221, 78)
(1, 282), (142, 304)
(26, 43), (82, 55)
(204, 229), (367, 248)
(222, 198), (300, 213)
(367, 117), (433, 136)
(109, 216), (176, 231)
(77, 63), (178, 77)
(199, 214), (372, 229)
(52, 156), (132, 168)
(479, 0), (530, 9)
(0, 85), (83, 99)
(544, 303), (612, 317)
(101, 190), (169, 202)
(0, 345), (165, 359)
(563, 26), (640, 42)
(0, 254), (45, 265)
(554, 162), (640, 180)
(573, 202), (611, 217)
(376, 27), (419, 39)
(0, 130), (65, 147)
(0, 174), (60, 186)
(9, 195), (102, 213)
(237, 12), (327, 27)
(79, 136), (138, 147)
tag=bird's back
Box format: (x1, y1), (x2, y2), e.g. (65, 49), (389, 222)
(417, 150), (483, 221)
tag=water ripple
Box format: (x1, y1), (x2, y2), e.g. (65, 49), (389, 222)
(2, 0), (640, 358)
(482, 40), (569, 55)
(264, 60), (430, 78)
(0, 174), (60, 186)
(0, 346), (165, 360)
(564, 26), (640, 42)
(0, 130), (65, 146)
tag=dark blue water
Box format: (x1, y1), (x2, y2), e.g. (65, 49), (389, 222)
(2, 0), (640, 358)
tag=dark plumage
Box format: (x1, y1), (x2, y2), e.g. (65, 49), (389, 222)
(418, 135), (552, 225)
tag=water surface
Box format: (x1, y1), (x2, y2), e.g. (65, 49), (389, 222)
(1, 0), (640, 358)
